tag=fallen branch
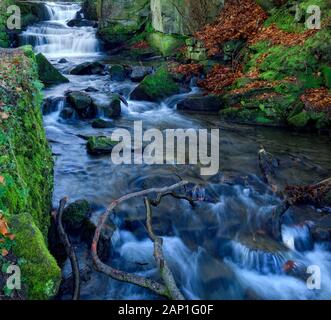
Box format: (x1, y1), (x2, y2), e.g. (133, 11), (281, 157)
(144, 198), (185, 300)
(56, 198), (80, 300)
(91, 181), (188, 300)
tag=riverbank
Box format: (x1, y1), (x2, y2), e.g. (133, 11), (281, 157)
(0, 0), (330, 301)
(0, 47), (61, 299)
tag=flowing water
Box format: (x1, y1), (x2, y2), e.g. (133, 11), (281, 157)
(22, 2), (331, 300)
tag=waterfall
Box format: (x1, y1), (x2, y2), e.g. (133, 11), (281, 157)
(20, 2), (100, 58)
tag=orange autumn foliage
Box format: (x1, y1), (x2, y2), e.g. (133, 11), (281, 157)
(171, 63), (203, 77)
(301, 88), (331, 113)
(249, 24), (317, 46)
(196, 0), (267, 56)
(198, 64), (243, 94)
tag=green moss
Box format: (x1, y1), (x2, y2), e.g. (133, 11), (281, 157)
(9, 214), (61, 300)
(131, 67), (180, 101)
(0, 0), (13, 48)
(147, 32), (186, 57)
(0, 48), (60, 299)
(63, 200), (91, 231)
(36, 53), (69, 87)
(288, 111), (311, 128)
(322, 65), (331, 89)
(87, 136), (117, 155)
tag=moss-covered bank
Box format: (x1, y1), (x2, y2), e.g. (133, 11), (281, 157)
(0, 47), (61, 299)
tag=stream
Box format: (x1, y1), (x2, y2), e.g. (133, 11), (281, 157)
(21, 2), (331, 300)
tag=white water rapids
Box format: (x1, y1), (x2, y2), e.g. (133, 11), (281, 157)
(21, 1), (331, 300)
(21, 1), (100, 58)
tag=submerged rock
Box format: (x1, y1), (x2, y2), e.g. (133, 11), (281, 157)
(42, 96), (63, 115)
(70, 61), (106, 75)
(130, 67), (180, 101)
(177, 95), (223, 113)
(67, 19), (97, 28)
(84, 86), (99, 93)
(91, 119), (113, 129)
(36, 53), (69, 87)
(60, 107), (74, 120)
(86, 136), (117, 155)
(58, 58), (68, 64)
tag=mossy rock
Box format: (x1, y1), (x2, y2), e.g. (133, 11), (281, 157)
(87, 136), (117, 155)
(9, 214), (61, 300)
(62, 200), (91, 232)
(36, 53), (69, 87)
(92, 119), (113, 129)
(130, 67), (180, 101)
(147, 32), (185, 57)
(322, 65), (331, 89)
(66, 91), (97, 119)
(109, 64), (126, 81)
(103, 94), (122, 118)
(288, 111), (311, 128)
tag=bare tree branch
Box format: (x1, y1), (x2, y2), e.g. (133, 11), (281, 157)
(144, 198), (185, 300)
(91, 181), (189, 300)
(56, 198), (80, 300)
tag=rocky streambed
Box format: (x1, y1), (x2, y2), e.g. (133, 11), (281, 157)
(20, 2), (331, 300)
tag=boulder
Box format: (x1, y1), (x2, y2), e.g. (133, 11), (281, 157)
(58, 58), (68, 64)
(150, 0), (224, 35)
(42, 96), (64, 115)
(130, 67), (180, 101)
(66, 91), (97, 119)
(103, 94), (122, 118)
(70, 61), (106, 75)
(129, 66), (153, 82)
(109, 64), (127, 81)
(86, 136), (117, 155)
(62, 200), (91, 233)
(67, 19), (97, 28)
(84, 86), (99, 92)
(91, 119), (113, 129)
(9, 213), (61, 300)
(60, 107), (74, 120)
(177, 94), (223, 113)
(35, 53), (69, 87)
(97, 0), (150, 46)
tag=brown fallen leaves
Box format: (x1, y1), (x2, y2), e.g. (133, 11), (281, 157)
(196, 0), (268, 56)
(171, 63), (203, 78)
(285, 182), (331, 206)
(249, 24), (317, 46)
(301, 88), (331, 113)
(198, 64), (243, 94)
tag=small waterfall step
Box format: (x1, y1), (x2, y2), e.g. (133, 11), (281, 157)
(20, 2), (100, 58)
